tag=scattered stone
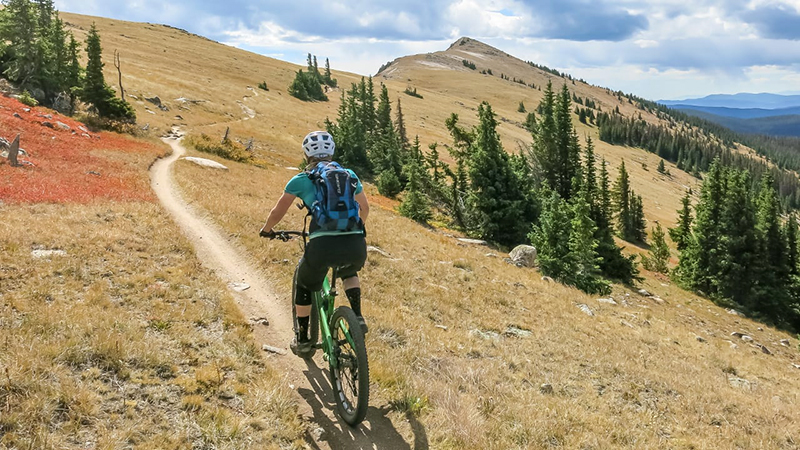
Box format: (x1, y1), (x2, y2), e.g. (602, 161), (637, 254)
(38, 113), (53, 119)
(81, 133), (91, 138)
(470, 328), (501, 341)
(780, 339), (790, 347)
(31, 249), (67, 258)
(41, 121), (54, 128)
(457, 238), (488, 245)
(262, 345), (286, 355)
(650, 296), (665, 305)
(249, 317), (269, 326)
(229, 282), (250, 292)
(597, 298), (617, 305)
(696, 336), (706, 343)
(577, 304), (594, 317)
(485, 252), (498, 258)
(727, 309), (743, 316)
(78, 126), (89, 133)
(541, 276), (554, 283)
(637, 288), (652, 297)
(793, 364), (800, 370)
(146, 110), (156, 115)
(87, 171), (101, 176)
(55, 121), (70, 131)
(741, 335), (754, 342)
(504, 326), (532, 338)
(758, 344), (771, 355)
(174, 115), (184, 120)
(145, 96), (162, 106)
(731, 332), (745, 338)
(13, 113), (21, 119)
(729, 342), (738, 350)
(539, 383), (554, 395)
(509, 245), (537, 268)
(182, 156), (228, 170)
(311, 427), (325, 441)
(620, 320), (634, 329)
(727, 376), (752, 389)
(757, 327), (764, 331)
(367, 245), (393, 258)
(22, 108), (30, 113)
(435, 324), (448, 331)
(158, 104), (169, 112)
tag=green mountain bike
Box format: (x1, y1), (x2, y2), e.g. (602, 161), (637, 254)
(260, 228), (370, 426)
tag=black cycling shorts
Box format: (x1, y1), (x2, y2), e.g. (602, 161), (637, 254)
(296, 233), (367, 291)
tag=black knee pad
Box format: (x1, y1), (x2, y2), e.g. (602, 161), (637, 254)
(295, 286), (312, 306)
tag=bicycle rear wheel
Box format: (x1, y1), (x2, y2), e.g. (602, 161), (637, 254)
(292, 264), (318, 358)
(329, 306), (369, 426)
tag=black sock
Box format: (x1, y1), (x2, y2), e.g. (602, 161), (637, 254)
(346, 288), (362, 317)
(297, 316), (309, 341)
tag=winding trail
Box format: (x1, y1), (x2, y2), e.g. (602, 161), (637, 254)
(150, 135), (425, 449)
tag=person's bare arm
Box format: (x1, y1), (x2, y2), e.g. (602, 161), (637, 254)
(355, 191), (369, 224)
(261, 193), (297, 233)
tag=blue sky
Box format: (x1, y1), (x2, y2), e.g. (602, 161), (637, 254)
(55, 0), (800, 100)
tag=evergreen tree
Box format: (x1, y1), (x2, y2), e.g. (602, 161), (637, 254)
(82, 23), (135, 121)
(786, 214), (798, 276)
(395, 97), (409, 149)
(554, 84), (580, 199)
(400, 137), (432, 223)
(716, 169), (758, 305)
(669, 191), (693, 251)
(630, 194), (647, 242)
(657, 159), (666, 174)
(326, 81), (371, 175)
(613, 161), (632, 239)
(65, 33), (82, 112)
(1, 0), (43, 91)
(531, 189), (573, 280)
(642, 223), (670, 273)
(288, 70), (310, 100)
(567, 188), (611, 294)
(593, 156), (639, 283)
(445, 113), (474, 231)
(530, 81), (558, 190)
(676, 160), (725, 294)
(524, 111), (536, 132)
(468, 102), (527, 246)
(753, 174), (789, 319)
(518, 100), (526, 113)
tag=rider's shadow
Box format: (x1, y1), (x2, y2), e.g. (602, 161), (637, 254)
(298, 359), (429, 450)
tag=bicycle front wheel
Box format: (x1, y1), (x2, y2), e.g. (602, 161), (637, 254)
(329, 306), (369, 426)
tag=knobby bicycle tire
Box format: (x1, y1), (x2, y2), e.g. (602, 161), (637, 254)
(329, 306), (369, 426)
(292, 264), (318, 359)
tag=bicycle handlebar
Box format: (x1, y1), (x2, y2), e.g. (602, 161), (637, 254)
(259, 230), (308, 242)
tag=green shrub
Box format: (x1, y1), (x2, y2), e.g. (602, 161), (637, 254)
(18, 91), (38, 107)
(185, 134), (252, 163)
(377, 171), (402, 198)
(257, 81), (269, 91)
(403, 87), (423, 99)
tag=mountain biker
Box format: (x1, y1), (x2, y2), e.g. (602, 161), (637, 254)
(260, 131), (369, 355)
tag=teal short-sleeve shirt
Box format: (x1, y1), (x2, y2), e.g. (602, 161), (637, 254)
(285, 168), (364, 238)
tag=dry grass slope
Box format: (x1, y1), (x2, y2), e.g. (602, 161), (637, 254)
(174, 148), (800, 449)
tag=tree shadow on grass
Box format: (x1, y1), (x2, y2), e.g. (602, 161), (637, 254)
(298, 359), (429, 450)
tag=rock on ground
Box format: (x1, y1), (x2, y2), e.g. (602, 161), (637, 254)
(182, 157), (228, 170)
(457, 238), (488, 245)
(31, 249), (67, 258)
(577, 304), (594, 316)
(509, 245), (537, 268)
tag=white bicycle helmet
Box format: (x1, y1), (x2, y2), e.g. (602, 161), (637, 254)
(302, 131), (335, 158)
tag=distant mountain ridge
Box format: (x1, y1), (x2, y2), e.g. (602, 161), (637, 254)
(659, 93), (800, 109)
(666, 104), (800, 119)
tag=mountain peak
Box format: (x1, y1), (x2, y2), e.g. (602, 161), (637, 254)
(446, 37), (507, 58)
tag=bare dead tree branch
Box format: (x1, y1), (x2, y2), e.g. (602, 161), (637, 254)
(114, 50), (125, 101)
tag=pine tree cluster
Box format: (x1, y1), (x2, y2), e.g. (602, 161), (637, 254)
(674, 161), (800, 330)
(597, 112), (800, 209)
(0, 0), (133, 121)
(288, 54), (336, 102)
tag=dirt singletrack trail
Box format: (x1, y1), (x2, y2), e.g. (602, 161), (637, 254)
(150, 135), (427, 449)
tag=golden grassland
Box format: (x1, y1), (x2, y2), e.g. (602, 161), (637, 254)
(0, 201), (306, 449)
(61, 12), (702, 229)
(174, 149), (800, 449)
